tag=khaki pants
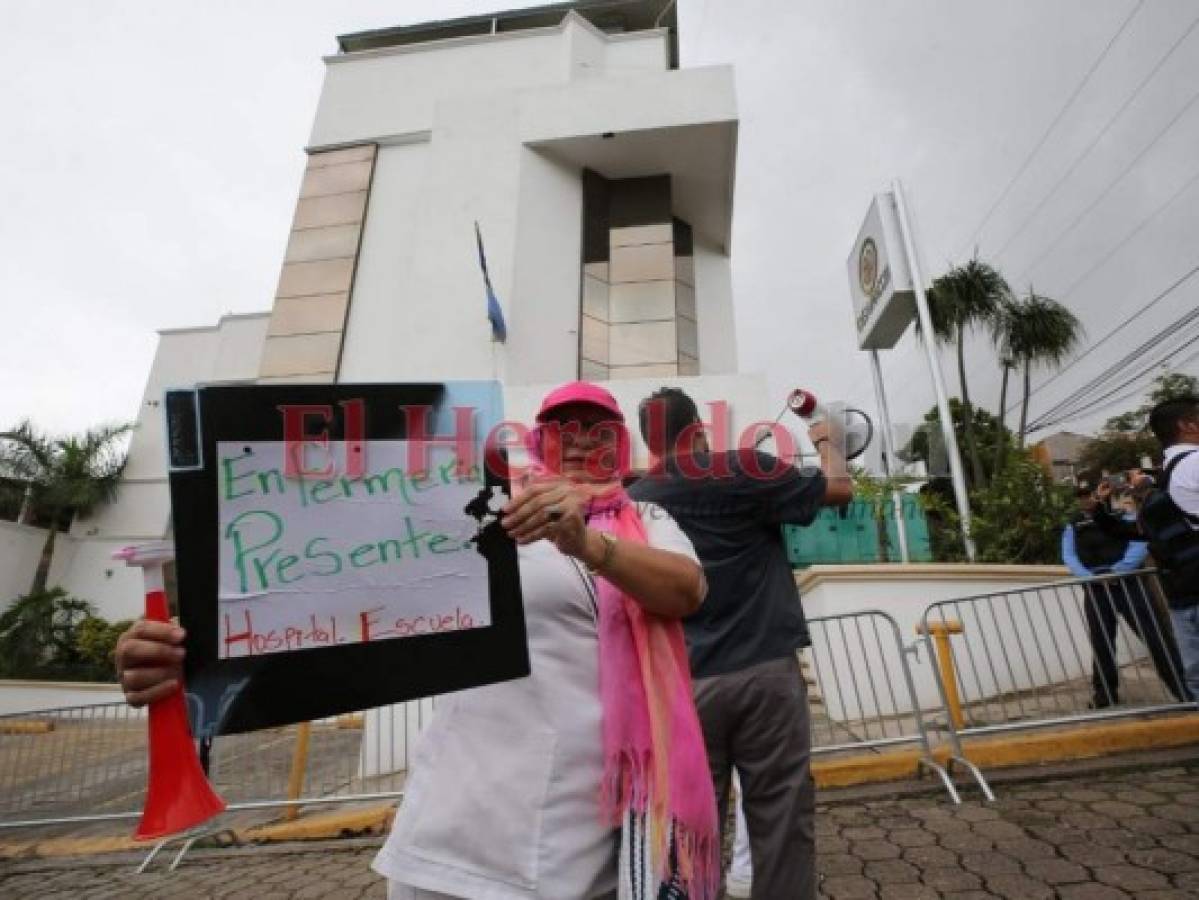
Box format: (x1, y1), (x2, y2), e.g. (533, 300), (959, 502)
(693, 654), (816, 900)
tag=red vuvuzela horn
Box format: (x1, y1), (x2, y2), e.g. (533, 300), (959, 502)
(115, 543), (225, 840)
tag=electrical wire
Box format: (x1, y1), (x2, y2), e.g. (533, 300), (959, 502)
(1027, 303), (1199, 426)
(952, 0), (1144, 260)
(1054, 165), (1199, 302)
(1026, 354), (1194, 431)
(1033, 325), (1199, 428)
(1008, 84), (1199, 288)
(1005, 260), (1199, 416)
(1026, 303), (1199, 429)
(989, 11), (1199, 264)
(1029, 342), (1199, 431)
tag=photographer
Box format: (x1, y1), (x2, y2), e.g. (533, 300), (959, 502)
(1063, 484), (1187, 707)
(1093, 398), (1199, 704)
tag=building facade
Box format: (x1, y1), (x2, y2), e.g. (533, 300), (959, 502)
(57, 0), (773, 621)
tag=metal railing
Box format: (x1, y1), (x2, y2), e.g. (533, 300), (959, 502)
(0, 699), (435, 830)
(920, 569), (1196, 743)
(805, 610), (989, 803)
(7, 571), (1192, 836)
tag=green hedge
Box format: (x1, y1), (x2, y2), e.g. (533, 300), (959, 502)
(0, 588), (131, 682)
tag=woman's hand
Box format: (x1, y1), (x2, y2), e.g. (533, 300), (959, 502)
(114, 620), (186, 707)
(501, 476), (595, 560)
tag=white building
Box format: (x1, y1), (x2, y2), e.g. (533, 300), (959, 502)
(55, 0), (777, 621)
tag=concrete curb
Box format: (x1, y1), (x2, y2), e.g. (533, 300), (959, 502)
(813, 711), (1199, 788)
(0, 804), (398, 861)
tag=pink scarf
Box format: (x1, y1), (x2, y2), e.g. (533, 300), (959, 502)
(586, 485), (719, 900)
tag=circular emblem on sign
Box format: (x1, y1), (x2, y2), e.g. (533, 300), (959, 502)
(859, 238), (881, 300)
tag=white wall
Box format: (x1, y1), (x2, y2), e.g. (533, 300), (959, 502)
(694, 237), (737, 374)
(506, 148), (584, 386)
(800, 567), (1151, 722)
(338, 92), (524, 384)
(56, 313), (270, 622)
(311, 16), (671, 149)
(0, 521), (46, 605)
(312, 32), (565, 147)
(602, 33), (671, 73)
(326, 15), (735, 392)
(119, 314), (270, 485)
(338, 141), (432, 382)
(49, 536), (149, 622)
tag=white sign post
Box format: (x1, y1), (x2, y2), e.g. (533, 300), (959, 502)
(847, 185), (975, 561)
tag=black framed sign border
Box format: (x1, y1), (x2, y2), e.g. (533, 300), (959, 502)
(170, 382), (528, 736)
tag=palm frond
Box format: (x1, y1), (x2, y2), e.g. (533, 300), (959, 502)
(928, 255), (1012, 344)
(1, 420), (132, 518)
(1005, 288), (1083, 369)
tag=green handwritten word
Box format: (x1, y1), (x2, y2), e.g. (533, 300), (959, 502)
(223, 510), (469, 594)
(221, 450), (481, 508)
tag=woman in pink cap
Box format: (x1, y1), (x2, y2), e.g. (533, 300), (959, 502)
(116, 382), (717, 900)
(374, 381), (716, 900)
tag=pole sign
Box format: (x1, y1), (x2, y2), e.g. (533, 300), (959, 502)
(847, 193), (917, 350)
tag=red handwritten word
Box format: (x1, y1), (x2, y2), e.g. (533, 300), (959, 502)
(358, 605), (476, 641)
(222, 607), (477, 657)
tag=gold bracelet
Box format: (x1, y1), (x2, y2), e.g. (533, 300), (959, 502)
(587, 532), (617, 575)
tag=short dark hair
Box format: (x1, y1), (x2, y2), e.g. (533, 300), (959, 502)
(638, 387), (700, 456)
(1148, 396), (1199, 447)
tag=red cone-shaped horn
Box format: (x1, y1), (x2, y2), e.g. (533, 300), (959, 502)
(134, 588), (225, 840)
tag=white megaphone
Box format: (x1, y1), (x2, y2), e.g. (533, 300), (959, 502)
(787, 388), (874, 461)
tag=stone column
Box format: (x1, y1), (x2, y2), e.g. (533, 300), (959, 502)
(258, 145), (377, 383)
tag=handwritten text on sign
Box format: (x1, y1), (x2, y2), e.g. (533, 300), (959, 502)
(217, 441), (489, 659)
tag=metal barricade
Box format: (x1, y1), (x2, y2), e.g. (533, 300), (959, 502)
(0, 698), (434, 831)
(1, 607), (1023, 832)
(804, 610), (988, 803)
(0, 702), (147, 824)
(920, 569), (1195, 743)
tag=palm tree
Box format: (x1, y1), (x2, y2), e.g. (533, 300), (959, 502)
(1003, 289), (1083, 448)
(990, 297), (1020, 473)
(0, 421), (131, 595)
(928, 256), (1011, 488)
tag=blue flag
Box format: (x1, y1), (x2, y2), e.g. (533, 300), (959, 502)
(474, 222), (507, 343)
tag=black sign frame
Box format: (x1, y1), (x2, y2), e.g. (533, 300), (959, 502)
(168, 382), (527, 736)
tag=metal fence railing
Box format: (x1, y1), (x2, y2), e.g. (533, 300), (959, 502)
(805, 610), (990, 803)
(5, 572), (1195, 836)
(920, 570), (1196, 743)
(0, 698), (435, 831)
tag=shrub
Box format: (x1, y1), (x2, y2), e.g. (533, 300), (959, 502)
(75, 615), (133, 676)
(0, 588), (125, 681)
(916, 451), (1074, 565)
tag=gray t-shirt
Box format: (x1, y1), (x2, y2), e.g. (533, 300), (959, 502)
(629, 450), (826, 679)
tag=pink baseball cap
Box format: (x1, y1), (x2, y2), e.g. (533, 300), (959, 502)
(536, 381), (625, 422)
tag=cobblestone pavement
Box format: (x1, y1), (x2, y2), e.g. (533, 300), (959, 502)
(1, 763), (1197, 898)
(813, 762), (1199, 899)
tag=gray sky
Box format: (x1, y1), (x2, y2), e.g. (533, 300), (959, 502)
(3, 0), (1197, 441)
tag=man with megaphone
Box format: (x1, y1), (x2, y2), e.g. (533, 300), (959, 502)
(630, 387), (853, 900)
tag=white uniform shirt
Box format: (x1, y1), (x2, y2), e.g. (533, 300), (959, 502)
(373, 503), (699, 900)
(1164, 443), (1199, 522)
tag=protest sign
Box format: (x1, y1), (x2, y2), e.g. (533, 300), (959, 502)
(167, 382), (527, 736)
